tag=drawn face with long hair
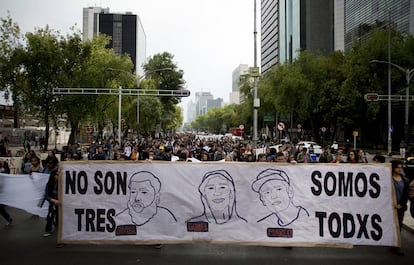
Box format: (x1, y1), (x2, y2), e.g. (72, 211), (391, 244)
(128, 180), (157, 213)
(259, 179), (292, 213)
(203, 176), (233, 212)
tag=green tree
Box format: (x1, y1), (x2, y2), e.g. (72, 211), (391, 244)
(77, 35), (134, 142)
(343, 28), (414, 146)
(191, 104), (245, 134)
(10, 27), (69, 150)
(142, 52), (185, 133)
(0, 13), (22, 126)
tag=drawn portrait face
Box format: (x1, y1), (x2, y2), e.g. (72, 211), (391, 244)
(128, 180), (157, 213)
(259, 179), (292, 213)
(203, 176), (232, 212)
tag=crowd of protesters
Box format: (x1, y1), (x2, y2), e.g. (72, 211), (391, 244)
(0, 133), (413, 253)
(55, 133), (386, 165)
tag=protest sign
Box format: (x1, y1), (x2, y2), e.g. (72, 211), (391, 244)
(0, 173), (49, 217)
(58, 162), (398, 247)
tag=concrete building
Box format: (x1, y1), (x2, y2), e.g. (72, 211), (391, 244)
(82, 7), (147, 77)
(186, 100), (197, 123)
(230, 64), (249, 104)
(261, 0), (334, 73)
(82, 6), (110, 41)
(207, 98), (223, 111)
(195, 92), (214, 116)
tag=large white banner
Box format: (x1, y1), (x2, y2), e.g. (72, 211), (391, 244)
(60, 162), (399, 247)
(0, 173), (49, 217)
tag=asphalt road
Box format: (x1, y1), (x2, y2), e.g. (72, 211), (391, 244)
(1, 207), (413, 265)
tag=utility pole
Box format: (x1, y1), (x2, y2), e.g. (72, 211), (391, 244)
(53, 88), (190, 145)
(387, 9), (392, 156)
(107, 67), (172, 135)
(253, 0), (259, 147)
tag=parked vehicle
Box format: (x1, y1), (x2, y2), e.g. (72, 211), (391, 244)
(295, 141), (323, 155)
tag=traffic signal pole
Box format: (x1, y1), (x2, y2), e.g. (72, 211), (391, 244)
(53, 88), (190, 144)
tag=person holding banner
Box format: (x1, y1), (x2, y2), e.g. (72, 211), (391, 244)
(0, 204), (12, 229)
(43, 169), (60, 237)
(391, 160), (410, 256)
(410, 180), (414, 218)
(252, 169), (309, 227)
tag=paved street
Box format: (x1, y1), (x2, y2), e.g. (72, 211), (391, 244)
(1, 207), (413, 265)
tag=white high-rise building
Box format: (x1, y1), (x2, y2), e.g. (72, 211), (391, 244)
(195, 92), (213, 116)
(230, 64), (249, 105)
(186, 100), (197, 123)
(82, 7), (110, 41)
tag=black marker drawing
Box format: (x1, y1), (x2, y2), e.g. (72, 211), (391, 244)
(252, 168), (309, 227)
(187, 169), (247, 224)
(115, 171), (177, 230)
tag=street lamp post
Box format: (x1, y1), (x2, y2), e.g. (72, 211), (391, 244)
(371, 60), (414, 146)
(118, 86), (122, 144)
(252, 0), (259, 147)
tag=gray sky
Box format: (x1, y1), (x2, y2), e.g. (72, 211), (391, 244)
(1, 0), (258, 122)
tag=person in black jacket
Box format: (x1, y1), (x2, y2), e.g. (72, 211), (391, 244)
(43, 169), (60, 237)
(390, 160), (409, 255)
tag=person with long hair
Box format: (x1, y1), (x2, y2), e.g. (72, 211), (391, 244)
(390, 160), (409, 256)
(187, 170), (246, 225)
(346, 150), (358, 163)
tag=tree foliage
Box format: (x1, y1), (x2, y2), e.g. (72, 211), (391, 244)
(193, 28), (414, 148)
(141, 52), (185, 133)
(191, 104), (245, 134)
(0, 16), (136, 147)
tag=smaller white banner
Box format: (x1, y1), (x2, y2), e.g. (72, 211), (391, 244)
(0, 173), (49, 217)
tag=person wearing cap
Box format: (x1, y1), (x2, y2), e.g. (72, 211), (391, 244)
(187, 170), (247, 224)
(252, 169), (309, 226)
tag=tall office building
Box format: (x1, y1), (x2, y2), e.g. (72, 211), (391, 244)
(207, 98), (223, 111)
(186, 100), (197, 123)
(230, 64), (249, 104)
(261, 0), (280, 73)
(195, 92), (214, 116)
(261, 0), (334, 73)
(335, 0), (414, 51)
(82, 7), (147, 77)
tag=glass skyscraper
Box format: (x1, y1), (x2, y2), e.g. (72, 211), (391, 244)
(261, 0), (334, 73)
(261, 0), (280, 73)
(82, 7), (147, 76)
(339, 0), (414, 50)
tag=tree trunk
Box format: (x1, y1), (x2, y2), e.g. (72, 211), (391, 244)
(44, 110), (50, 152)
(68, 121), (78, 145)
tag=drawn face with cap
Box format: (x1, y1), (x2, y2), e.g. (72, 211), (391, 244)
(203, 175), (232, 212)
(259, 179), (293, 213)
(128, 180), (158, 214)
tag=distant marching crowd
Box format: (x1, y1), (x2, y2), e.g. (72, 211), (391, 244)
(54, 133), (385, 164)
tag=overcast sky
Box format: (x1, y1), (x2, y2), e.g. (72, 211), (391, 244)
(1, 0), (258, 122)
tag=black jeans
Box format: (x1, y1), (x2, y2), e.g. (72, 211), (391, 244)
(397, 207), (405, 232)
(45, 203), (58, 233)
(0, 204), (12, 223)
